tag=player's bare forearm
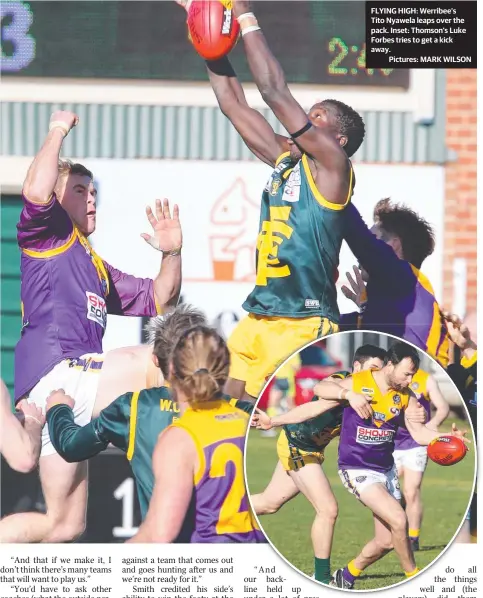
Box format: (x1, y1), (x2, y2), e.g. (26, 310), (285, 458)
(22, 129), (65, 204)
(271, 398), (341, 427)
(427, 406), (450, 430)
(206, 57), (248, 112)
(236, 7), (344, 170)
(405, 418), (442, 446)
(313, 378), (352, 400)
(426, 376), (450, 429)
(153, 254), (182, 313)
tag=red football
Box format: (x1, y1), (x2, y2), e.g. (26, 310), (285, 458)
(187, 0), (240, 61)
(427, 435), (468, 466)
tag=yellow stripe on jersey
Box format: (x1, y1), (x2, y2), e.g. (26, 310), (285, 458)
(77, 230), (110, 295)
(127, 391), (140, 461)
(171, 400), (248, 484)
(462, 351), (477, 369)
(410, 266), (449, 367)
(302, 154), (353, 211)
(352, 369), (410, 426)
(275, 152), (291, 166)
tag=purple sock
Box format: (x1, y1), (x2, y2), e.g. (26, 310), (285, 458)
(342, 567), (357, 585)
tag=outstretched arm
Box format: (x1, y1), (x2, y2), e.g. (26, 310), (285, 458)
(176, 1), (288, 166)
(404, 397), (469, 446)
(206, 57), (289, 166)
(252, 377), (372, 429)
(105, 199), (182, 316)
(22, 111), (78, 204)
(233, 1), (347, 176)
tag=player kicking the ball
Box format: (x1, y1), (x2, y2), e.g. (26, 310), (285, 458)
(253, 342), (469, 587)
(177, 0), (365, 402)
(251, 344), (386, 584)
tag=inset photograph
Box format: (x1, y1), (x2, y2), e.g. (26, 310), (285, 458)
(245, 332), (476, 590)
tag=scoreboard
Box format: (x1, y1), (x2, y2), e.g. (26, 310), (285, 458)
(1, 1), (410, 88)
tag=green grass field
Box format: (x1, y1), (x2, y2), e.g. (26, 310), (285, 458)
(246, 419), (475, 590)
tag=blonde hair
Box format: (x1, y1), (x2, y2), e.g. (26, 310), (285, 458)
(57, 159), (93, 180)
(145, 305), (207, 377)
(170, 326), (230, 404)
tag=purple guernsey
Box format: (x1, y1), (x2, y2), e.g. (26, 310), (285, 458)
(15, 194), (159, 401)
(394, 370), (431, 451)
(172, 400), (265, 543)
(341, 204), (449, 367)
(338, 369), (411, 473)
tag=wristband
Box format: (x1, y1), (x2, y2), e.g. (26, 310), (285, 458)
(241, 25), (261, 37)
(24, 414), (42, 426)
(290, 121), (313, 140)
(49, 121), (70, 137)
(237, 12), (255, 23)
(162, 246), (182, 257)
(338, 388), (348, 401)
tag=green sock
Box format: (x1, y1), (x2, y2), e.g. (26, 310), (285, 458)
(314, 557), (331, 584)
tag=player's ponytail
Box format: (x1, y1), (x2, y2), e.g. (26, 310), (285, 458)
(170, 326), (230, 404)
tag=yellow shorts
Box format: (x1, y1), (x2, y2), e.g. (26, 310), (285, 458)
(277, 430), (325, 471)
(227, 313), (338, 398)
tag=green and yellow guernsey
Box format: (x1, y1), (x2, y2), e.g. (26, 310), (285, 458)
(47, 387), (253, 526)
(283, 370), (351, 452)
(243, 153), (353, 322)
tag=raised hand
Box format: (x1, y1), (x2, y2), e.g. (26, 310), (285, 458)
(49, 111), (79, 137)
(141, 199), (183, 254)
(341, 265), (367, 308)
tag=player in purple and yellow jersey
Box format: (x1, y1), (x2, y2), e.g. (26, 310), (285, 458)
(129, 326), (265, 543)
(251, 345), (386, 584)
(0, 111), (182, 544)
(329, 344), (466, 588)
(393, 370), (449, 551)
(255, 342), (468, 587)
(340, 199), (450, 367)
(0, 380), (44, 474)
